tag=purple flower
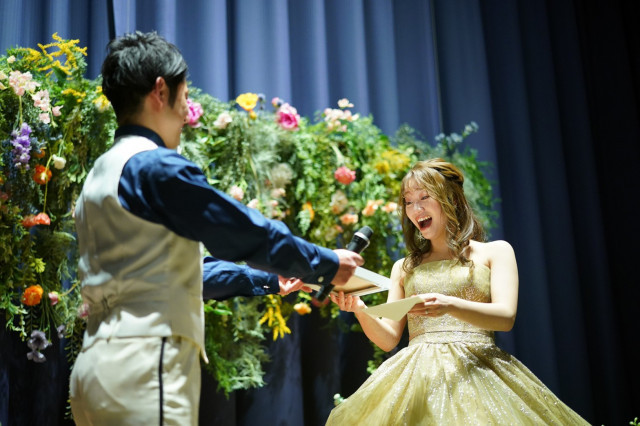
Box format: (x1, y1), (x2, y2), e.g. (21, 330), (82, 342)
(27, 330), (50, 351)
(11, 123), (33, 169)
(27, 350), (46, 363)
(26, 330), (51, 363)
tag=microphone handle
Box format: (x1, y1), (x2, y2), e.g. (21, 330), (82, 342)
(315, 282), (334, 302)
(316, 242), (365, 302)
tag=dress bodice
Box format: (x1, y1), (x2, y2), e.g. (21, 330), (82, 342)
(405, 260), (494, 344)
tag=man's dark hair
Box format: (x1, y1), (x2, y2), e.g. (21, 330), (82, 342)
(101, 31), (188, 122)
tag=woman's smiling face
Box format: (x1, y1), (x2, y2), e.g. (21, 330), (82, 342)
(403, 179), (447, 244)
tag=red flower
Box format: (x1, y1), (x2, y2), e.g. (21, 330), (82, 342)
(334, 166), (356, 185)
(22, 284), (44, 306)
(33, 165), (52, 185)
(22, 212), (51, 228)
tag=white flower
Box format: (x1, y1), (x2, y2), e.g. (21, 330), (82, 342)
(270, 188), (286, 198)
(52, 155), (66, 170)
(38, 112), (50, 124)
(338, 98), (354, 109)
(229, 185), (244, 201)
(7, 55), (16, 63)
(214, 111), (233, 129)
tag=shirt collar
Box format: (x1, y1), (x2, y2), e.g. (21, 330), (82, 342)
(115, 125), (166, 148)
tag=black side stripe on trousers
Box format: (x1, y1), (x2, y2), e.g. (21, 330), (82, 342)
(159, 337), (167, 425)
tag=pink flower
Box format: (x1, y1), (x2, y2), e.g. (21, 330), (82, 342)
(334, 166), (356, 185)
(52, 105), (62, 116)
(48, 291), (60, 306)
(186, 98), (203, 127)
(78, 303), (90, 319)
(277, 103), (300, 130)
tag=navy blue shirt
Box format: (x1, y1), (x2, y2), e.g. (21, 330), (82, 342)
(115, 125), (338, 300)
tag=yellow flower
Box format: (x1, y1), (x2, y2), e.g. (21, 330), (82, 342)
(382, 150), (410, 172)
(294, 303), (312, 315)
(302, 202), (315, 222)
(374, 160), (391, 174)
(258, 295), (292, 340)
(93, 94), (111, 112)
(61, 88), (86, 102)
(236, 92), (259, 111)
(21, 33), (87, 77)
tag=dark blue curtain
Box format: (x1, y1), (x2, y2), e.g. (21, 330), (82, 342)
(1, 1), (638, 425)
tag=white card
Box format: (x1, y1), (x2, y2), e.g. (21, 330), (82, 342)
(362, 296), (423, 321)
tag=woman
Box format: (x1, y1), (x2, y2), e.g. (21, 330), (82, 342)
(326, 159), (589, 425)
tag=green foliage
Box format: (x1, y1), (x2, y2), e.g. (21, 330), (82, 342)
(202, 298), (270, 395)
(0, 34), (115, 352)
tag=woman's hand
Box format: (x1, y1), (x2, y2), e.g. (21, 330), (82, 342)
(407, 293), (453, 317)
(330, 291), (366, 313)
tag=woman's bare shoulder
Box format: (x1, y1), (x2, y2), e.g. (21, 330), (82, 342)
(469, 240), (514, 266)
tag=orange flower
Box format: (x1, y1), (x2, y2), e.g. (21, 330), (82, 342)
(293, 302), (312, 315)
(33, 165), (52, 185)
(22, 284), (44, 306)
(339, 213), (359, 225)
(32, 148), (46, 159)
(382, 202), (398, 213)
(22, 212), (51, 228)
(302, 202), (315, 222)
(362, 199), (384, 217)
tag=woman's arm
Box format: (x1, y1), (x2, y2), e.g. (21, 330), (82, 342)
(409, 240), (519, 331)
(331, 259), (408, 352)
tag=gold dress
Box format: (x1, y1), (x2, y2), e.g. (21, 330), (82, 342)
(326, 260), (590, 425)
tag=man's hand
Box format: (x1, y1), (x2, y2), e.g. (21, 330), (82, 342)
(278, 276), (311, 296)
(330, 249), (364, 286)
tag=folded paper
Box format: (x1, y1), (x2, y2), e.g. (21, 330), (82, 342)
(362, 296), (423, 321)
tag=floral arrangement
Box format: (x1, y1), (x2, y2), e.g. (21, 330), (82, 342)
(181, 88), (497, 388)
(0, 35), (496, 398)
(0, 34), (116, 361)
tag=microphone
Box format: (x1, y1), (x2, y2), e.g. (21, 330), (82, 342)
(315, 226), (373, 302)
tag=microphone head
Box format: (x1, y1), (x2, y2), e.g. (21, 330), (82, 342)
(346, 226), (373, 253)
(356, 226), (373, 240)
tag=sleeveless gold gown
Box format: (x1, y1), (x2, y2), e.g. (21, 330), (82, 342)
(326, 260), (590, 425)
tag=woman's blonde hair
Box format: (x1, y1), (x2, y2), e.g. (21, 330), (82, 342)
(399, 158), (486, 273)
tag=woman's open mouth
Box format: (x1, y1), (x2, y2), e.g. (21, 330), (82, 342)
(417, 216), (432, 230)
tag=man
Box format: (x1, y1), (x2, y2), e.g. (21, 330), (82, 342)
(69, 31), (362, 425)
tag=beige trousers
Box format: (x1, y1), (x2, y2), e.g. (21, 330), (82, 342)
(70, 336), (201, 426)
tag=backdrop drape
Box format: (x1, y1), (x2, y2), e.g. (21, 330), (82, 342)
(1, 1), (638, 425)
